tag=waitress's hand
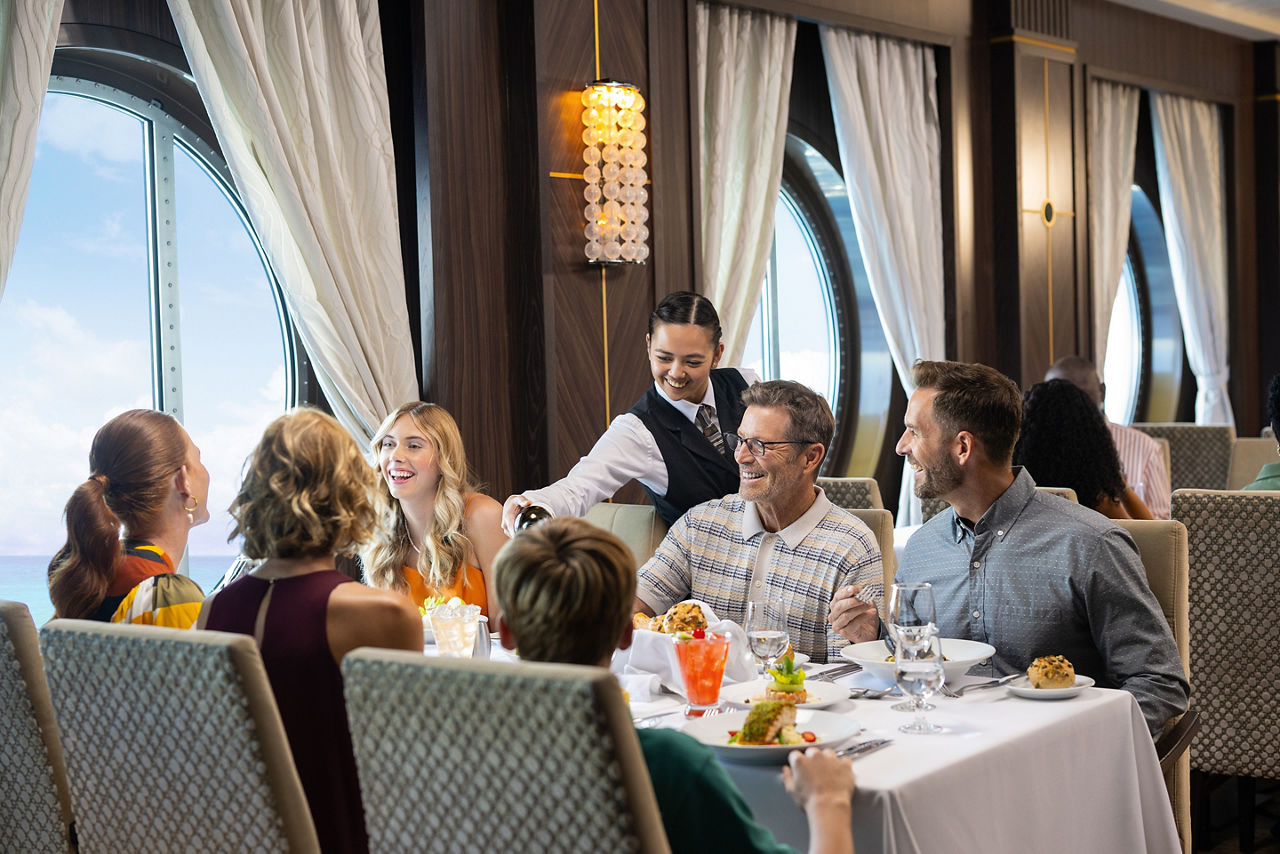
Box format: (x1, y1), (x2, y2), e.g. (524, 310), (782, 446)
(501, 495), (530, 536)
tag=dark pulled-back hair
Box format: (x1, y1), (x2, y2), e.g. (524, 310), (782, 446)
(1013, 379), (1128, 510)
(48, 409), (189, 619)
(648, 291), (722, 345)
(911, 360), (1023, 465)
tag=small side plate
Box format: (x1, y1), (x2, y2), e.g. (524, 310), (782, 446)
(1007, 674), (1095, 700)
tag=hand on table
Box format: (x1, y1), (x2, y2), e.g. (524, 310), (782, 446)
(829, 585), (879, 644)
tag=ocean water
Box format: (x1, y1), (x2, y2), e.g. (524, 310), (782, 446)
(0, 554), (236, 627)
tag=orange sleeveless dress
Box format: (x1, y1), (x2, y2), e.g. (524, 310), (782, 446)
(402, 561), (488, 619)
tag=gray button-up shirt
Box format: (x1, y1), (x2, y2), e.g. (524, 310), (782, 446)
(898, 468), (1189, 736)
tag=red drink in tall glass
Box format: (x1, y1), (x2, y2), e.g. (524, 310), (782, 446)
(673, 631), (731, 713)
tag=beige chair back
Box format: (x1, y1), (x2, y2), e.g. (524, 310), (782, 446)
(0, 601), (74, 853)
(1171, 489), (1280, 782)
(1035, 486), (1078, 503)
(1114, 520), (1192, 853)
(39, 620), (318, 852)
(584, 502), (670, 569)
(844, 508), (896, 604)
(343, 651), (670, 853)
(1133, 423), (1236, 491)
(1227, 437), (1277, 489)
(817, 477), (883, 510)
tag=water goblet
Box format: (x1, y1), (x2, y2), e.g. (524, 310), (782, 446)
(745, 599), (789, 678)
(895, 633), (946, 734)
(888, 582), (937, 711)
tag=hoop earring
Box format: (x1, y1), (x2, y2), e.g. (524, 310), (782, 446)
(183, 496), (199, 526)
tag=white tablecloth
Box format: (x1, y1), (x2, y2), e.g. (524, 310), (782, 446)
(639, 670), (1179, 854)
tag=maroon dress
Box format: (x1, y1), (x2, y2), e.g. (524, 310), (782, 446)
(204, 570), (368, 853)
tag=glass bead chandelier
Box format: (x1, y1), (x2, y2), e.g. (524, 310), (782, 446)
(581, 80), (649, 264)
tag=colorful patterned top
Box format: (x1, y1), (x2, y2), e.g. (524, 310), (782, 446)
(98, 541), (204, 629)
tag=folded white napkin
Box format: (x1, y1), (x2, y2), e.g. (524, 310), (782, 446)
(611, 600), (757, 695)
(616, 672), (661, 702)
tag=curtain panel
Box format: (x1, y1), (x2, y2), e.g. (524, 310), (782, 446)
(820, 26), (946, 526)
(0, 0), (63, 301)
(166, 0), (418, 446)
(695, 2), (795, 365)
(1086, 79), (1140, 377)
(1150, 92), (1234, 427)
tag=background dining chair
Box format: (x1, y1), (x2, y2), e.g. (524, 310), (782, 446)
(343, 651), (670, 854)
(39, 620), (318, 853)
(1226, 437), (1277, 490)
(1171, 489), (1280, 852)
(0, 601), (74, 853)
(1114, 520), (1198, 854)
(817, 476), (883, 510)
(1133, 423), (1236, 491)
(584, 502), (670, 568)
(845, 507), (896, 600)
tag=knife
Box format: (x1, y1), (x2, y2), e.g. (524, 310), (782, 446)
(835, 737), (893, 760)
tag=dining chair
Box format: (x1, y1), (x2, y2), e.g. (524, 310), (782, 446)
(39, 620), (318, 853)
(1226, 437), (1277, 489)
(845, 507), (896, 600)
(343, 651), (670, 853)
(1114, 520), (1198, 854)
(584, 502), (670, 569)
(1133, 423), (1236, 491)
(1171, 489), (1280, 852)
(0, 601), (75, 853)
(817, 476), (884, 510)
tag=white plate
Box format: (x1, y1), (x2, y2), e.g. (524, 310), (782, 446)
(681, 709), (861, 764)
(840, 638), (996, 683)
(719, 679), (848, 709)
(1007, 675), (1095, 699)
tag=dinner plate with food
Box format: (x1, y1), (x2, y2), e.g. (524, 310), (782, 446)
(1007, 655), (1095, 699)
(682, 702), (862, 764)
(719, 656), (846, 709)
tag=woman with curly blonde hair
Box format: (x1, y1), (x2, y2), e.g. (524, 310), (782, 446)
(198, 408), (420, 854)
(362, 402), (507, 617)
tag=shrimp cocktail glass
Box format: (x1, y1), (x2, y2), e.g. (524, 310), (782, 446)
(673, 629), (731, 716)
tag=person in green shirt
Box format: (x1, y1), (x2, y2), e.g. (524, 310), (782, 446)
(493, 516), (858, 854)
(1244, 374), (1280, 491)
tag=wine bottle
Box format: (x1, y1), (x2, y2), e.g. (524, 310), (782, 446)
(514, 503), (554, 531)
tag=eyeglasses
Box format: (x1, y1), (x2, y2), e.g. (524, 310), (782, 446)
(724, 433), (812, 458)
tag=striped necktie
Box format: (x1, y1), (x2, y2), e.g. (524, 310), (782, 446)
(696, 404), (726, 454)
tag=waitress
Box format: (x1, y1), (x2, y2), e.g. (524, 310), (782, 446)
(503, 291), (757, 532)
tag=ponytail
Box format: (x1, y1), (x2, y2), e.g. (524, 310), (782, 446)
(48, 477), (123, 619)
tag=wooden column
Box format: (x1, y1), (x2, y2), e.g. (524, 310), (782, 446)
(1256, 41), (1280, 393)
(988, 0), (1085, 388)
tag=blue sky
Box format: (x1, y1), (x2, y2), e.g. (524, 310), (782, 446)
(0, 92), (287, 557)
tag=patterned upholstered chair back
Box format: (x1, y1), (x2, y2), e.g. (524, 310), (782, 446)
(1171, 489), (1280, 779)
(919, 486), (1077, 524)
(817, 477), (884, 510)
(844, 508), (896, 602)
(1227, 437), (1278, 490)
(343, 651), (670, 854)
(584, 503), (670, 569)
(39, 620), (319, 853)
(1133, 423), (1236, 491)
(1114, 520), (1192, 853)
(0, 601), (73, 853)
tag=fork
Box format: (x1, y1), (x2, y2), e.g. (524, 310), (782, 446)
(848, 685), (899, 699)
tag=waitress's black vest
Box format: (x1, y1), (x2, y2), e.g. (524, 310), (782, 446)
(628, 368), (749, 525)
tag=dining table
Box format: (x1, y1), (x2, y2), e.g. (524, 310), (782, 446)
(630, 665), (1180, 854)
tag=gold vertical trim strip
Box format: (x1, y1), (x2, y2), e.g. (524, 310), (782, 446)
(601, 266), (611, 429)
(1043, 59), (1050, 198)
(1047, 220), (1054, 363)
(593, 0), (601, 80)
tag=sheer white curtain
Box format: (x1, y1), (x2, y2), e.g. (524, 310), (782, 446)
(820, 26), (945, 526)
(1087, 79), (1139, 376)
(0, 0), (63, 301)
(167, 0), (418, 445)
(695, 2), (795, 364)
(1150, 92), (1234, 427)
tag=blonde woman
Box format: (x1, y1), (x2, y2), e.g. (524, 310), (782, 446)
(363, 402), (507, 617)
(198, 408), (420, 853)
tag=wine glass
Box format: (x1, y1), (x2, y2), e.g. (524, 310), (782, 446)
(745, 600), (789, 679)
(888, 582), (937, 711)
(895, 633), (946, 734)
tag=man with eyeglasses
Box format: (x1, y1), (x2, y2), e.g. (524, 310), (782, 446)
(634, 380), (884, 662)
